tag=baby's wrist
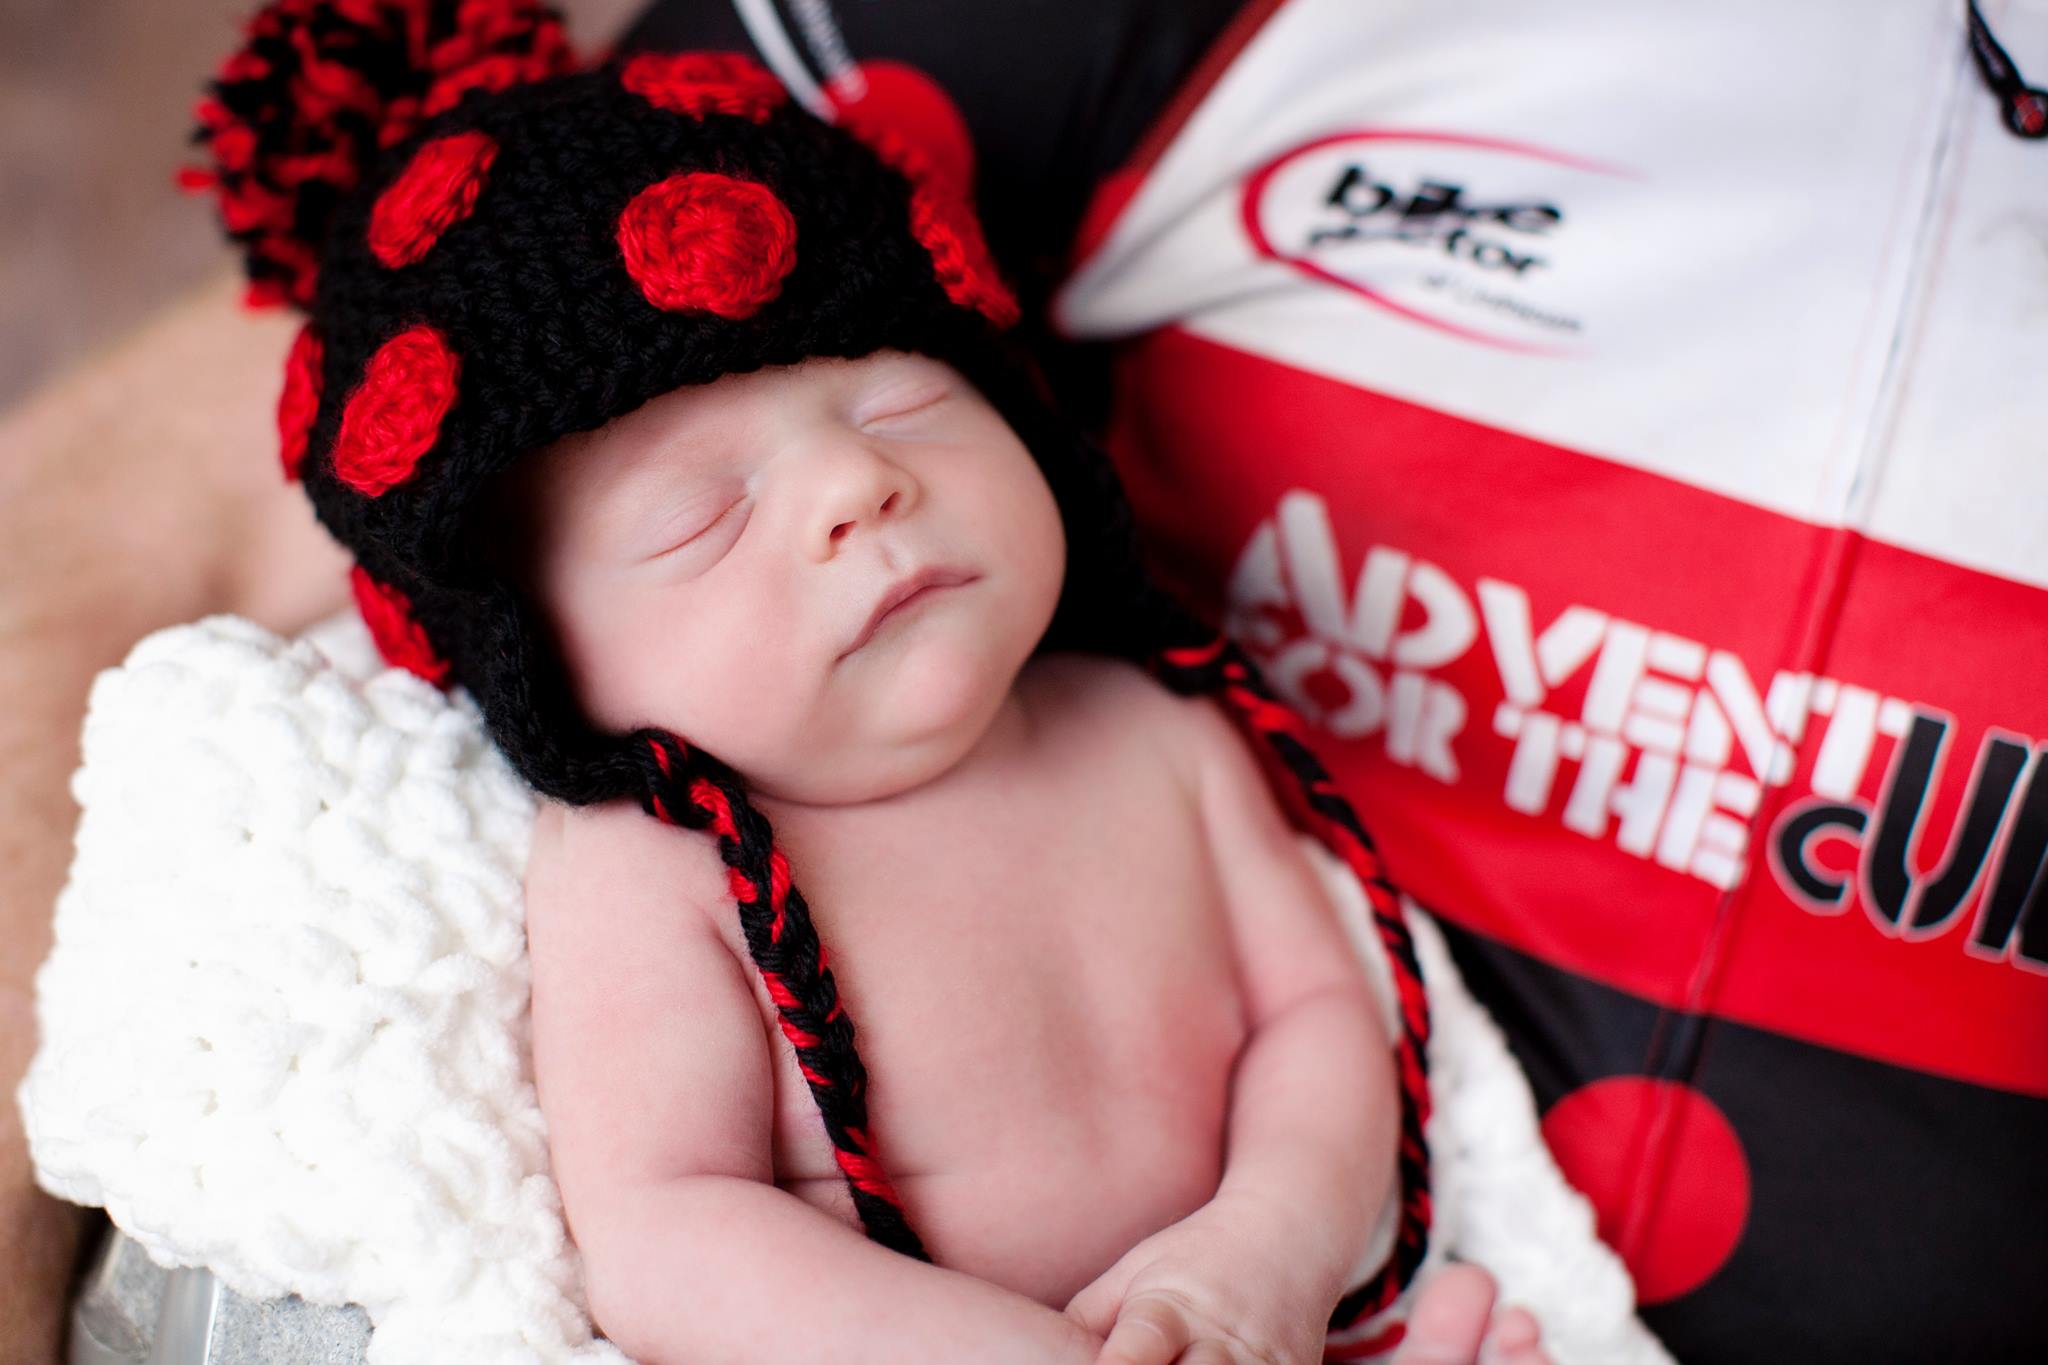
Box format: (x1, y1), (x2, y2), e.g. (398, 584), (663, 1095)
(1199, 1184), (1358, 1307)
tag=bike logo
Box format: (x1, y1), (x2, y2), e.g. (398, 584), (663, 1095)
(1241, 131), (1632, 353)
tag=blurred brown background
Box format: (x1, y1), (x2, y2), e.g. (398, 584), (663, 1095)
(0, 0), (642, 411)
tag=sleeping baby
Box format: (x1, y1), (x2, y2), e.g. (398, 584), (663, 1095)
(185, 3), (1550, 1362)
(498, 347), (1550, 1365)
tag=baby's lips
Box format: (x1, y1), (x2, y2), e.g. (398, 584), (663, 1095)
(840, 566), (979, 658)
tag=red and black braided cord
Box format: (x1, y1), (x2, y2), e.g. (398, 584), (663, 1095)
(1151, 632), (1434, 1329)
(622, 634), (1428, 1319)
(633, 729), (929, 1261)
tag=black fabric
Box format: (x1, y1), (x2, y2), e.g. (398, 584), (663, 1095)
(1438, 921), (2048, 1365)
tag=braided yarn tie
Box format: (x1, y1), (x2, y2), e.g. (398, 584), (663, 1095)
(615, 626), (1430, 1325)
(633, 732), (929, 1261)
(1152, 632), (1435, 1330)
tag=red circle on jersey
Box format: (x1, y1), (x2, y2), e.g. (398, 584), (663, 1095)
(278, 322), (323, 483)
(1540, 1076), (1751, 1304)
(349, 564), (451, 687)
(620, 51), (786, 122)
(617, 171), (797, 319)
(332, 325), (461, 497)
(368, 130), (500, 269)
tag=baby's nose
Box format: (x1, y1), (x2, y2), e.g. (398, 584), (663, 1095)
(809, 443), (918, 556)
(830, 488), (904, 545)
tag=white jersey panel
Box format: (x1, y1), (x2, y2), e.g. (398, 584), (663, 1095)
(1866, 0), (2048, 590)
(1056, 0), (2048, 589)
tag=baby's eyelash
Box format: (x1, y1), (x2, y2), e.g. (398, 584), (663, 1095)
(648, 497), (743, 562)
(861, 389), (948, 426)
(687, 498), (743, 542)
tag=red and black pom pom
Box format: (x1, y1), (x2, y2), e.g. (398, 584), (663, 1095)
(183, 0), (576, 310)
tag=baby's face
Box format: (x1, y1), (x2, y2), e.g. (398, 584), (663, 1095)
(502, 350), (1066, 805)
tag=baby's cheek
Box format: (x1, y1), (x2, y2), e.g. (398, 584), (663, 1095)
(668, 620), (818, 765)
(562, 590), (713, 738)
(1012, 472), (1069, 627)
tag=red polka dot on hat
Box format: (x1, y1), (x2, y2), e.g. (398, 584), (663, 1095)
(838, 114), (1018, 329)
(331, 324), (461, 497)
(620, 51), (786, 122)
(908, 184), (1019, 328)
(349, 564), (452, 686)
(617, 171), (797, 319)
(368, 129), (499, 269)
(277, 322), (323, 483)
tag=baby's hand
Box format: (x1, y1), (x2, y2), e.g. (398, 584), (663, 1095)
(1064, 1197), (1554, 1365)
(1391, 1264), (1552, 1365)
(1061, 1196), (1332, 1365)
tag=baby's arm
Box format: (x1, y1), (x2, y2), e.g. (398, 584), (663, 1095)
(1069, 692), (1552, 1365)
(1063, 694), (1398, 1364)
(1191, 693), (1400, 1282)
(525, 801), (1102, 1365)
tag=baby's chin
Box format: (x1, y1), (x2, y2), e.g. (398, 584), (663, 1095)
(757, 634), (1024, 806)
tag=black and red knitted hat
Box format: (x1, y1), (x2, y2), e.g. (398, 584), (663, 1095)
(188, 0), (1432, 1331)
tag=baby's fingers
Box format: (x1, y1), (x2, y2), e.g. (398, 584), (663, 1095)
(1480, 1306), (1552, 1365)
(1095, 1293), (1195, 1365)
(1391, 1266), (1553, 1365)
(1392, 1264), (1495, 1364)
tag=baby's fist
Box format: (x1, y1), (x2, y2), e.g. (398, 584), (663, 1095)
(1094, 1288), (1270, 1365)
(1063, 1201), (1329, 1365)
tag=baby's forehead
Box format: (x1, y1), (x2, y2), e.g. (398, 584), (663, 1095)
(514, 371), (757, 513)
(548, 350), (947, 477)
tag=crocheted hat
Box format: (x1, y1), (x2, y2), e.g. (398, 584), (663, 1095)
(188, 0), (1432, 1332)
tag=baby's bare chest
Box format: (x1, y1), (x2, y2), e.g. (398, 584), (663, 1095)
(724, 686), (1250, 1301)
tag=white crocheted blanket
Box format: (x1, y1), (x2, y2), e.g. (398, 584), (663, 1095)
(19, 614), (1671, 1365)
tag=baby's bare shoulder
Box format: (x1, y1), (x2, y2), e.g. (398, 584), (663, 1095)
(524, 799), (778, 1205)
(525, 797), (734, 945)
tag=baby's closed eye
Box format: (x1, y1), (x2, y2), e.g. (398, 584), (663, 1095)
(854, 374), (953, 431)
(642, 485), (751, 563)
